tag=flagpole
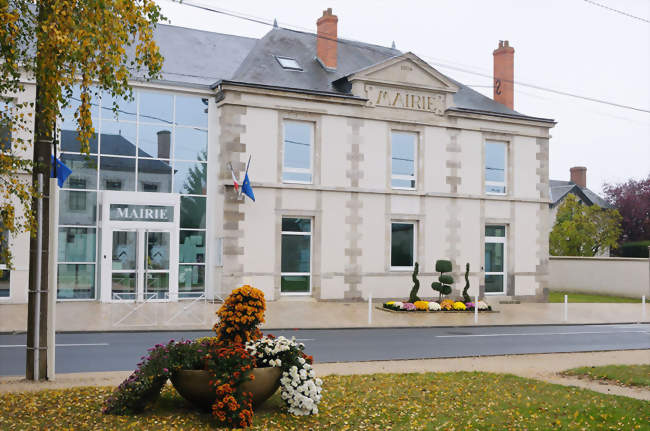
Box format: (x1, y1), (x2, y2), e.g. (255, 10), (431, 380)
(227, 161), (240, 198)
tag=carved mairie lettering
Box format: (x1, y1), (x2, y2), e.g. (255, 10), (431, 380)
(365, 84), (445, 115)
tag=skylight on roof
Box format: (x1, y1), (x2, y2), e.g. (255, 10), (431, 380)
(275, 56), (302, 71)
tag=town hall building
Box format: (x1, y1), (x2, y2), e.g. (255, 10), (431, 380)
(1, 9), (555, 307)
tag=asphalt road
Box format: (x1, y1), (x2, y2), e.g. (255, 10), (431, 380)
(1, 324), (648, 376)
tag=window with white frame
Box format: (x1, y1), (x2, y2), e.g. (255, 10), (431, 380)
(0, 223), (9, 298)
(485, 140), (507, 194)
(0, 98), (12, 153)
(484, 225), (506, 294)
(281, 218), (311, 294)
(282, 121), (313, 183)
(391, 222), (415, 269)
(391, 131), (416, 189)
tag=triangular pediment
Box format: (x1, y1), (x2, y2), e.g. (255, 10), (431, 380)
(345, 52), (458, 93)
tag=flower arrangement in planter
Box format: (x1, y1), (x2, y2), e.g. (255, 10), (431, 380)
(103, 285), (322, 428)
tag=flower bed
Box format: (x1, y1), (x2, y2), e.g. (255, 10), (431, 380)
(383, 299), (492, 312)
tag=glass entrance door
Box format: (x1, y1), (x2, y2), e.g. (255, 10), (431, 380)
(111, 229), (170, 301)
(144, 231), (170, 300)
(484, 225), (506, 294)
(111, 230), (137, 300)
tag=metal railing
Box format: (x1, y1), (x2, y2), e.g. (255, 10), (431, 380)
(111, 292), (159, 327)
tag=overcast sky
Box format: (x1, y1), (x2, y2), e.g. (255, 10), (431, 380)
(156, 0), (650, 194)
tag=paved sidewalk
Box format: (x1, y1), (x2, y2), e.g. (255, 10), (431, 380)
(0, 301), (648, 333)
(2, 350), (648, 400)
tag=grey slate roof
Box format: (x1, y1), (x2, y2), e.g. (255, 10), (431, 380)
(549, 179), (611, 208)
(229, 27), (400, 94)
(149, 24), (552, 122)
(138, 24), (257, 86)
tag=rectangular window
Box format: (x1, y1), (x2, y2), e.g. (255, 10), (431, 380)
(68, 191), (87, 211)
(0, 226), (9, 298)
(484, 225), (506, 294)
(391, 131), (416, 189)
(391, 222), (415, 269)
(281, 218), (311, 294)
(67, 178), (87, 190)
(104, 179), (123, 190)
(178, 265), (205, 298)
(137, 159), (172, 193)
(485, 141), (507, 194)
(1, 99), (12, 153)
(59, 190), (97, 226)
(0, 269), (8, 298)
(282, 121), (313, 183)
(57, 264), (95, 299)
(60, 154), (97, 190)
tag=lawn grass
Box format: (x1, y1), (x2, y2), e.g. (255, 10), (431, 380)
(1, 372), (648, 430)
(548, 291), (642, 303)
(562, 364), (650, 389)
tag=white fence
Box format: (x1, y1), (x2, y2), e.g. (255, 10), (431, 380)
(548, 256), (650, 298)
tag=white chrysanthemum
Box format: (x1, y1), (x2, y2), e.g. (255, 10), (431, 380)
(428, 302), (441, 311)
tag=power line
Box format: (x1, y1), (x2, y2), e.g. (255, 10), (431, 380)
(165, 0), (650, 114)
(419, 59), (650, 114)
(582, 0), (649, 24)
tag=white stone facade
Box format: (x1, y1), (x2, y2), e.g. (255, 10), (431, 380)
(1, 52), (553, 305)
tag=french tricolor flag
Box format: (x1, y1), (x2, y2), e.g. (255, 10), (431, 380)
(228, 162), (239, 193)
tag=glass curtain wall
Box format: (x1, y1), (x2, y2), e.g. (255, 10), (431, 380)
(57, 86), (208, 299)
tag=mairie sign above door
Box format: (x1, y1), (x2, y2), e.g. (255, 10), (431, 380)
(110, 204), (174, 222)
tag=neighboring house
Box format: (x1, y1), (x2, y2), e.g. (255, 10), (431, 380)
(549, 166), (613, 256)
(549, 166), (611, 223)
(1, 8), (555, 307)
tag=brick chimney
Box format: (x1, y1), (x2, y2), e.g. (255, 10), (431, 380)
(316, 8), (338, 69)
(570, 166), (587, 188)
(493, 40), (514, 109)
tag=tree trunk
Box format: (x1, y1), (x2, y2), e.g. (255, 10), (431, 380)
(26, 3), (54, 381)
(26, 85), (52, 380)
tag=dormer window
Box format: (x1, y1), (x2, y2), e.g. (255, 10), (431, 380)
(275, 56), (302, 71)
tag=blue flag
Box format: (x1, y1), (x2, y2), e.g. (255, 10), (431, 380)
(241, 172), (255, 202)
(51, 155), (72, 187)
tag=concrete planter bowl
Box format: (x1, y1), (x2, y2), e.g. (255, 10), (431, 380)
(171, 367), (282, 411)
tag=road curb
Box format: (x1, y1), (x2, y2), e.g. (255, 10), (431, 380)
(1, 321), (647, 335)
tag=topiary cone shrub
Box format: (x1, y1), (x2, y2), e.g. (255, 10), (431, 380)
(408, 262), (421, 303)
(431, 259), (454, 300)
(462, 263), (471, 303)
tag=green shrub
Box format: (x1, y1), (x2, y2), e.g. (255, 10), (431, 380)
(617, 241), (650, 258)
(462, 263), (471, 303)
(408, 262), (421, 303)
(435, 260), (452, 273)
(432, 259), (454, 300)
(431, 282), (451, 297)
(439, 274), (454, 285)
